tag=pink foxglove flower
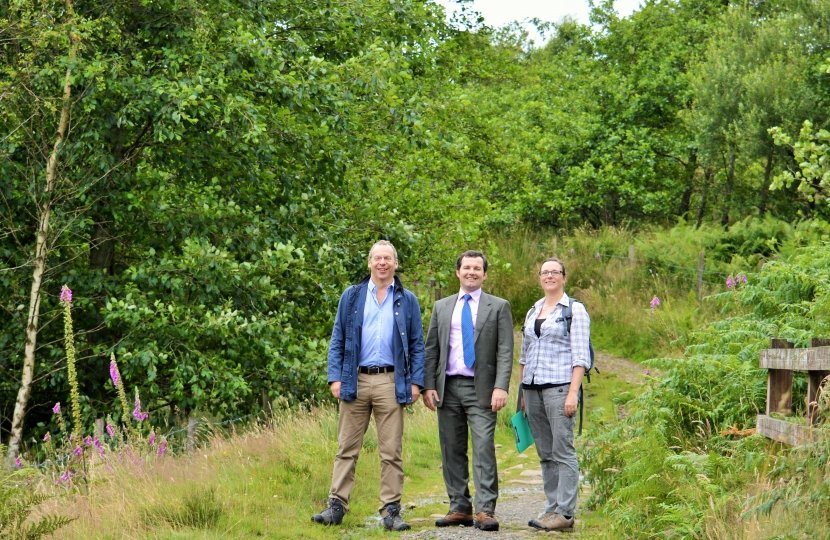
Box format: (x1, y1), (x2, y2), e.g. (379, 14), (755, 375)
(110, 359), (119, 386)
(52, 402), (61, 414)
(133, 395), (149, 421)
(158, 439), (167, 456)
(106, 423), (115, 437)
(93, 437), (103, 450)
(570, 249), (575, 255)
(650, 296), (661, 313)
(15, 457), (21, 468)
(595, 253), (601, 259)
(740, 274), (748, 284)
(59, 470), (73, 484)
(148, 432), (156, 446)
(727, 276), (735, 289)
(60, 285), (72, 303)
(43, 432), (51, 442)
(73, 446), (82, 457)
(83, 436), (93, 445)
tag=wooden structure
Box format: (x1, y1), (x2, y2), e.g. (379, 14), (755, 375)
(756, 338), (830, 445)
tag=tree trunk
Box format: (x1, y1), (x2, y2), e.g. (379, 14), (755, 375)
(758, 149), (774, 216)
(720, 152), (735, 228)
(7, 1), (76, 462)
(678, 151), (698, 217)
(696, 168), (713, 229)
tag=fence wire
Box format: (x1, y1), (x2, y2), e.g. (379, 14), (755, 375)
(529, 243), (739, 285)
(24, 412), (261, 470)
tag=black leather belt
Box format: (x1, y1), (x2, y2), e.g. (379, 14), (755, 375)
(359, 366), (394, 374)
(447, 375), (474, 379)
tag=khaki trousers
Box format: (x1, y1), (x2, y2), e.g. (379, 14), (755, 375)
(329, 371), (404, 510)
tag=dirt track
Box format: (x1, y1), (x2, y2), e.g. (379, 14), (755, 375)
(398, 351), (646, 538)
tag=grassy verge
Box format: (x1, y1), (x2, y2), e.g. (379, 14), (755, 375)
(486, 227), (743, 363)
(46, 334), (644, 539)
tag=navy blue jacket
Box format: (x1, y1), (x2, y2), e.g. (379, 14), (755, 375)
(328, 275), (425, 403)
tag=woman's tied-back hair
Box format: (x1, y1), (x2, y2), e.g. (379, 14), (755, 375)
(541, 257), (566, 276)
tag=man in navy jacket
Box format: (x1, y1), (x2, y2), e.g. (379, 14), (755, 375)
(312, 240), (425, 531)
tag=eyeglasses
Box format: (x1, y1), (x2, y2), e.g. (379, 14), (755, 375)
(539, 270), (565, 277)
(371, 255), (395, 263)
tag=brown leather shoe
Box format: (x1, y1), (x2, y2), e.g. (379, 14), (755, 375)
(435, 511), (474, 527)
(475, 511), (499, 531)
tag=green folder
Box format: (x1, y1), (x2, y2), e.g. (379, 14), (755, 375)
(511, 410), (535, 454)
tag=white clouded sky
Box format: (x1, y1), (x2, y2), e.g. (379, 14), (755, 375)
(432, 0), (643, 42)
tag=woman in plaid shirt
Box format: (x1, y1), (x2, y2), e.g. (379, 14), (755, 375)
(519, 257), (591, 532)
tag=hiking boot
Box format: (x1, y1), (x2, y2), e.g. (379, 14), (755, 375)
(474, 511), (499, 531)
(311, 498), (345, 525)
(528, 511), (557, 530)
(435, 511), (474, 527)
(529, 512), (574, 532)
(380, 503), (410, 531)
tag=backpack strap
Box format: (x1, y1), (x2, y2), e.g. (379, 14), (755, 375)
(563, 297), (586, 436)
(562, 298), (574, 336)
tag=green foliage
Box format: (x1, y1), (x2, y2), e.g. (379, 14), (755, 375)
(0, 0), (499, 438)
(0, 465), (74, 539)
(583, 242), (830, 536)
(140, 487), (223, 530)
(4, 0), (830, 452)
(772, 119), (830, 203)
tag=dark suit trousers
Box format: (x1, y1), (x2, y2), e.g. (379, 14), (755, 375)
(437, 376), (498, 514)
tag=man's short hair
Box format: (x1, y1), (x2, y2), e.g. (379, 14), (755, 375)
(368, 240), (398, 261)
(541, 257), (566, 276)
(456, 250), (488, 273)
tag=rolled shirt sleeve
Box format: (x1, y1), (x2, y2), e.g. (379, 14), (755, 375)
(569, 302), (591, 371)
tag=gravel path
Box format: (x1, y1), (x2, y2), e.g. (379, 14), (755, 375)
(401, 484), (570, 538)
(397, 351), (645, 539)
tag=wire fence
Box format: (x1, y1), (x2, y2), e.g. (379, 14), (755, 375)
(22, 242), (748, 471)
(527, 243), (742, 287)
(25, 412), (262, 471)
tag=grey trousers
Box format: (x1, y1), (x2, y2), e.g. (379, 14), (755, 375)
(524, 387), (579, 517)
(437, 376), (498, 514)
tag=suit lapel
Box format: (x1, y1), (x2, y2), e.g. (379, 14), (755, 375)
(474, 292), (492, 343)
(441, 294), (458, 350)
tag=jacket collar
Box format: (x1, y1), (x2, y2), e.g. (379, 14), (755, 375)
(356, 274), (403, 294)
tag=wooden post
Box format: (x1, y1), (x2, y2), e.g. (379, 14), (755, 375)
(261, 388), (273, 419)
(628, 245), (635, 267)
(186, 416), (197, 452)
(94, 418), (104, 440)
(552, 237), (558, 255)
(767, 339), (794, 415)
(696, 251), (705, 301)
(758, 258), (766, 272)
(435, 288), (442, 302)
(807, 338), (830, 425)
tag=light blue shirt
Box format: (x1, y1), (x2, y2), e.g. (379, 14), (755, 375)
(360, 279), (396, 367)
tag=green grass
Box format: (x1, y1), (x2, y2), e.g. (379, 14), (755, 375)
(45, 334), (645, 540)
(486, 226), (746, 363)
(52, 221), (800, 539)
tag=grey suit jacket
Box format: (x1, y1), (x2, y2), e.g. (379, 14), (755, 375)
(423, 291), (514, 408)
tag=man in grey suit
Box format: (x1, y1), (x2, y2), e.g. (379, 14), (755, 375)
(423, 250), (514, 532)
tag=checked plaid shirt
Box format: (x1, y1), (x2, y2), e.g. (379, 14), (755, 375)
(519, 292), (591, 386)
